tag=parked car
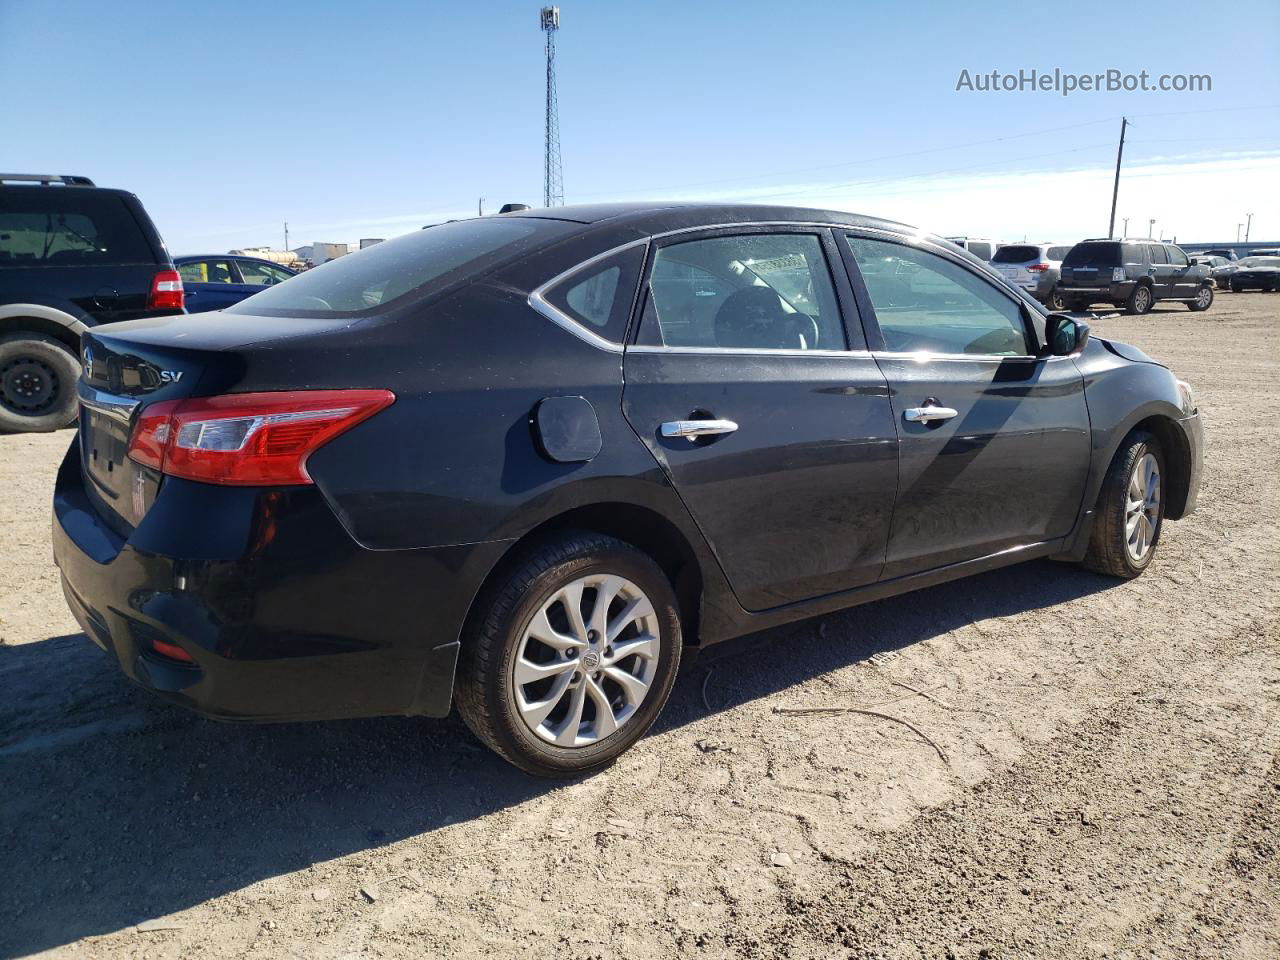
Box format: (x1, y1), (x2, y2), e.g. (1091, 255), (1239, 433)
(990, 242), (1074, 309)
(175, 255), (297, 313)
(1209, 259), (1242, 289)
(1190, 255), (1232, 288)
(53, 202), (1202, 776)
(1057, 239), (1214, 314)
(1228, 256), (1280, 292)
(1245, 247), (1280, 257)
(1199, 248), (1238, 261)
(0, 173), (183, 432)
(944, 236), (1001, 261)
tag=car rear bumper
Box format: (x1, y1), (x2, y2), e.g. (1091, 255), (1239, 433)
(52, 437), (509, 722)
(1058, 280), (1135, 301)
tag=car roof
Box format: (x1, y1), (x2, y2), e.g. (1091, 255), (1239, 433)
(499, 201), (914, 235)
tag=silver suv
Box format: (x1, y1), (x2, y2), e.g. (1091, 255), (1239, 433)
(990, 243), (1073, 310)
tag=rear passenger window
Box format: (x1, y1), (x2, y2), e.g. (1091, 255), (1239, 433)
(1147, 244), (1169, 264)
(0, 191), (154, 266)
(179, 260), (234, 283)
(641, 233), (846, 351)
(847, 236), (1031, 356)
(542, 245), (645, 343)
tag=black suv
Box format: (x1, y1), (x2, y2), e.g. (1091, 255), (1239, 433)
(1057, 239), (1214, 315)
(0, 174), (184, 432)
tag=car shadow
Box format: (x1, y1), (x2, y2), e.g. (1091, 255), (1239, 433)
(0, 558), (1115, 956)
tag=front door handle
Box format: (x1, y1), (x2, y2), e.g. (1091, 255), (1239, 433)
(903, 405), (958, 424)
(661, 418), (739, 441)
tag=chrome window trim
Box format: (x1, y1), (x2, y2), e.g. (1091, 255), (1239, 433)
(526, 238), (648, 354)
(627, 345), (873, 358)
(77, 381), (139, 423)
(525, 219), (1047, 356)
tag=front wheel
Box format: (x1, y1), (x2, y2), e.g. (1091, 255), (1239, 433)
(1188, 285), (1214, 311)
(1125, 284), (1154, 315)
(455, 531), (682, 777)
(1046, 288), (1068, 312)
(1081, 431), (1165, 578)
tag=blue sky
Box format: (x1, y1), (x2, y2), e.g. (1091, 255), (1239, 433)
(2, 0), (1276, 251)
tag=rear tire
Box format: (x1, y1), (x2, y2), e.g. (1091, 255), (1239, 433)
(455, 531), (683, 777)
(1046, 288), (1068, 312)
(1081, 431), (1165, 579)
(1188, 285), (1214, 311)
(0, 332), (80, 433)
(1125, 284), (1154, 315)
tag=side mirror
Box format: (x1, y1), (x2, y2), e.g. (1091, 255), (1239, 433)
(1044, 313), (1090, 357)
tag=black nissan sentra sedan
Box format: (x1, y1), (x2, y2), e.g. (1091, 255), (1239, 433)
(53, 203), (1202, 776)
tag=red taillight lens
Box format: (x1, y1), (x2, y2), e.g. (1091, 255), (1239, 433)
(151, 638), (195, 663)
(126, 390), (395, 485)
(1027, 263), (1050, 272)
(148, 269), (185, 311)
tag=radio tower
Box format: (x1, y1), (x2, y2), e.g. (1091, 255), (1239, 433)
(540, 6), (564, 207)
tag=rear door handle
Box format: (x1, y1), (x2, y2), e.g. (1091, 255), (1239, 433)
(903, 405), (958, 424)
(661, 418), (739, 441)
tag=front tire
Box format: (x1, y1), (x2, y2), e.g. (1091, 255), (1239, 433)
(0, 333), (81, 433)
(1046, 287), (1068, 312)
(1081, 431), (1165, 579)
(1188, 284), (1214, 311)
(455, 531), (683, 777)
(1125, 284), (1154, 315)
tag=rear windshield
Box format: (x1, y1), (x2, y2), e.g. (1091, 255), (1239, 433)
(227, 217), (575, 317)
(0, 188), (156, 267)
(1240, 257), (1280, 268)
(992, 245), (1041, 263)
(1063, 242), (1122, 267)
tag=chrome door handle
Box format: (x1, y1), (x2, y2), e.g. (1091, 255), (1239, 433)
(903, 405), (958, 424)
(661, 418), (739, 441)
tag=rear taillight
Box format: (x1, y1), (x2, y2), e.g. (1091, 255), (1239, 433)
(1027, 263), (1050, 272)
(127, 390), (395, 485)
(148, 269), (185, 311)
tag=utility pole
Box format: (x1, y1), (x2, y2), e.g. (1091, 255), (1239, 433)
(540, 6), (564, 207)
(1122, 217), (1129, 237)
(1148, 218), (1156, 239)
(283, 221), (289, 251)
(1237, 223), (1243, 242)
(478, 198), (485, 217)
(1245, 212), (1253, 242)
(1107, 117), (1128, 239)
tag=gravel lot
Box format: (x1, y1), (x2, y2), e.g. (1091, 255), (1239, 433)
(1, 293), (1276, 960)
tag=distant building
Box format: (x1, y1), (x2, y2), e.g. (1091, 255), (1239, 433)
(308, 242), (349, 265)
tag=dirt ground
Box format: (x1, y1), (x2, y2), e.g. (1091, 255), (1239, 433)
(1, 293), (1277, 960)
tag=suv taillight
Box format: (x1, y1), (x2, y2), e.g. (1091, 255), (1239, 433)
(127, 390), (395, 485)
(148, 269), (185, 311)
(1027, 263), (1050, 272)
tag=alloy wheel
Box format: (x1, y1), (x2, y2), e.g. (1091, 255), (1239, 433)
(510, 574), (660, 747)
(1195, 287), (1212, 309)
(1124, 452), (1161, 563)
(1134, 287), (1151, 313)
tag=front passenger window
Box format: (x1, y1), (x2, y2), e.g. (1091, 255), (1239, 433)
(846, 236), (1031, 356)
